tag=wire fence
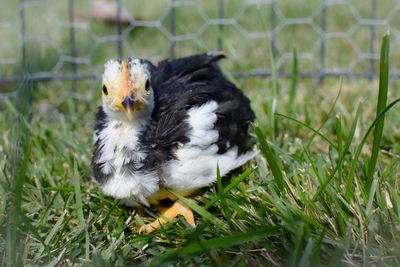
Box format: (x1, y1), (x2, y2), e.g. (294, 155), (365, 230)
(1, 0), (400, 98)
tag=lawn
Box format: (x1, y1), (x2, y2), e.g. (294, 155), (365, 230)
(1, 1), (400, 266)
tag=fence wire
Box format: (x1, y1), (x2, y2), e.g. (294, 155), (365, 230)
(1, 0), (400, 97)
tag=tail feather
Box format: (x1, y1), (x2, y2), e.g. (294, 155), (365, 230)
(151, 52), (226, 87)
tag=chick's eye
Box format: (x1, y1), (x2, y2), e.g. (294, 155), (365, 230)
(102, 85), (108, 95)
(145, 79), (150, 91)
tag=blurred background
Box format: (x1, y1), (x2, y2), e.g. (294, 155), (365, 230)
(1, 0), (400, 98)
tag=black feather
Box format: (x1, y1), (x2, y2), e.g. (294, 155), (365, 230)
(92, 107), (114, 184)
(136, 53), (255, 172)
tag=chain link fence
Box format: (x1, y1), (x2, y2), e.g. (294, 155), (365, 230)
(0, 0), (400, 98)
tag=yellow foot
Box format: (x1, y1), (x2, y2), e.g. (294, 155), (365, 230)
(141, 200), (196, 233)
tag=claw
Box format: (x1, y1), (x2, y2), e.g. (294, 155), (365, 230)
(140, 200), (196, 233)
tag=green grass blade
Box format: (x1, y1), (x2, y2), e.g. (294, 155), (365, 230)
(6, 147), (31, 266)
(269, 44), (278, 142)
(345, 98), (400, 199)
(73, 160), (84, 227)
(6, 97), (32, 266)
(298, 239), (315, 267)
(215, 164), (231, 220)
(335, 114), (344, 180)
(151, 226), (281, 265)
(216, 163), (223, 195)
(365, 32), (390, 194)
(365, 177), (379, 215)
(205, 168), (253, 210)
(255, 125), (284, 191)
(287, 48), (299, 114)
(72, 159), (91, 259)
(44, 211), (66, 247)
(289, 223), (304, 267)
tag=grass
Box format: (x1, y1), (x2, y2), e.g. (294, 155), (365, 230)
(1, 35), (399, 265)
(1, 1), (400, 266)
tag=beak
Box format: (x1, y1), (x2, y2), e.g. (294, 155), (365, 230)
(113, 60), (144, 119)
(121, 96), (136, 118)
(118, 60), (134, 118)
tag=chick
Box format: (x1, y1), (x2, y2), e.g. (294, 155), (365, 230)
(92, 53), (257, 232)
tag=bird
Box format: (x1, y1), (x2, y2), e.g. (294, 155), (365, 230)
(91, 52), (257, 233)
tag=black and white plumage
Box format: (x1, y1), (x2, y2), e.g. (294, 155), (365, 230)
(92, 53), (257, 207)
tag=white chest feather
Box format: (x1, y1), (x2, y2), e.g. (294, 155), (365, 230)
(97, 122), (141, 171)
(95, 120), (159, 206)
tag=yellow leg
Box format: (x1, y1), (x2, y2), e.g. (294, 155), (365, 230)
(141, 200), (196, 233)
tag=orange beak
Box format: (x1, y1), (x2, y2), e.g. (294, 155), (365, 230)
(119, 61), (130, 99)
(114, 61), (134, 117)
(116, 60), (145, 119)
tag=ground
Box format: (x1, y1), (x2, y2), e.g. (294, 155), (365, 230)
(1, 1), (400, 266)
